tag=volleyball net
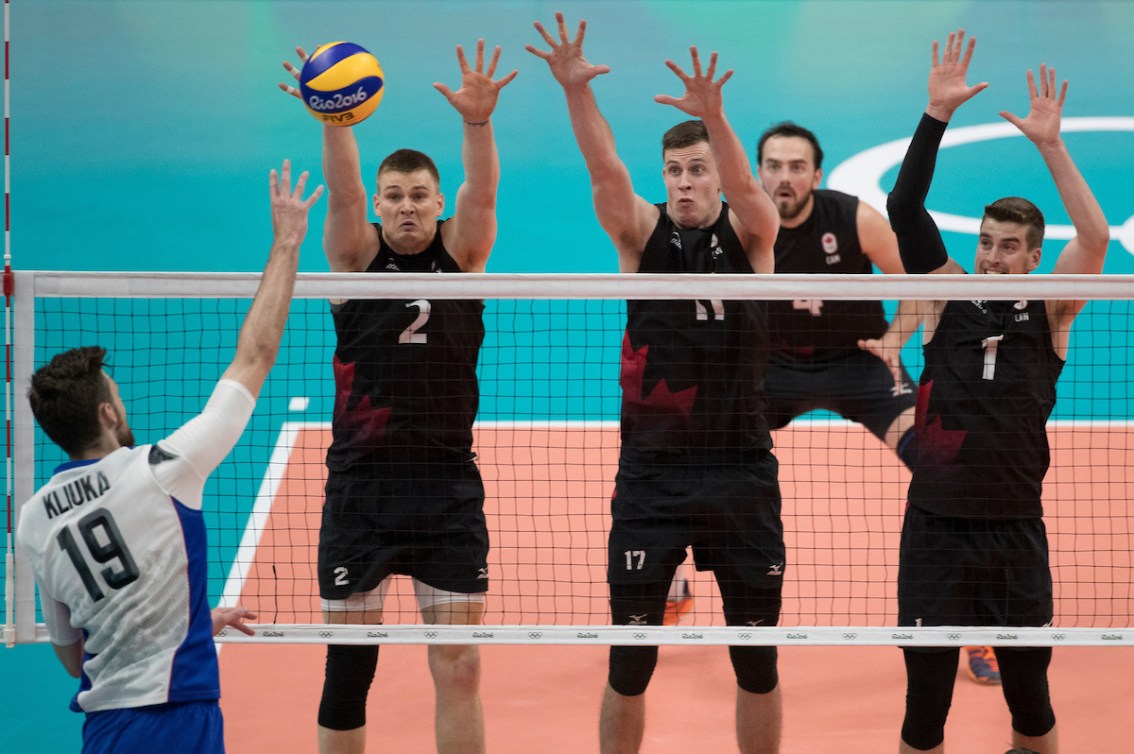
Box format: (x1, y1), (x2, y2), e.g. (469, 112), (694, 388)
(6, 271), (1133, 647)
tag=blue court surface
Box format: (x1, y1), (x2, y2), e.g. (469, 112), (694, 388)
(4, 1), (1133, 750)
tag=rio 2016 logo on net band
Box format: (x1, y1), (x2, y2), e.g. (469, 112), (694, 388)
(827, 117), (1134, 255)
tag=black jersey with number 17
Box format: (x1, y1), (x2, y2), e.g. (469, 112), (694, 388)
(326, 220), (485, 471)
(909, 298), (1063, 519)
(620, 203), (771, 464)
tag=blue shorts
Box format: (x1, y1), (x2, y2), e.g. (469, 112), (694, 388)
(83, 700), (224, 754)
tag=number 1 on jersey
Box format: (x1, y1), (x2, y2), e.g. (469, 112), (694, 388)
(981, 334), (1004, 380)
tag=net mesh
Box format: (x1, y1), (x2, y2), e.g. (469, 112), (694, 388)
(11, 272), (1134, 646)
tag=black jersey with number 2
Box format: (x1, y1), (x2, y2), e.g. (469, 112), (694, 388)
(909, 298), (1063, 519)
(327, 220), (485, 471)
(620, 203), (771, 463)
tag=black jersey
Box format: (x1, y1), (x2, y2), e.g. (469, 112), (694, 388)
(326, 221), (485, 471)
(619, 203), (771, 463)
(908, 298), (1063, 519)
(767, 189), (889, 359)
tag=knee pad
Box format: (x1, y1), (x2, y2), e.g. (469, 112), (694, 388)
(998, 647), (1056, 738)
(318, 644), (380, 731)
(608, 645), (659, 697)
(729, 646), (779, 694)
(900, 649), (958, 751)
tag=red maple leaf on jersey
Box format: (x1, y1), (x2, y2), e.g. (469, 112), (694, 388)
(333, 356), (391, 442)
(915, 380), (966, 465)
(619, 334), (697, 415)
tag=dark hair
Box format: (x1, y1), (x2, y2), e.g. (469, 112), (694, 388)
(377, 148), (440, 186)
(28, 346), (111, 457)
(662, 120), (709, 158)
(983, 197), (1045, 249)
(756, 121), (824, 169)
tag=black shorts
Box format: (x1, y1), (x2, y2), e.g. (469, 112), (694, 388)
(609, 452), (785, 596)
(318, 460), (489, 599)
(898, 505), (1052, 628)
(765, 349), (916, 440)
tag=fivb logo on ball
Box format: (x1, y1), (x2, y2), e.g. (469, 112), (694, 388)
(300, 41), (384, 126)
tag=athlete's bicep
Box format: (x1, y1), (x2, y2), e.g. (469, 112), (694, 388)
(151, 379), (256, 508)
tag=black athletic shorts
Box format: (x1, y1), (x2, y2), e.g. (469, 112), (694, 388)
(898, 505), (1052, 628)
(765, 349), (916, 440)
(318, 460), (489, 599)
(608, 451), (785, 595)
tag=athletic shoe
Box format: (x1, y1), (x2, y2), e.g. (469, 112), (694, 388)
(965, 646), (1001, 685)
(663, 577), (693, 626)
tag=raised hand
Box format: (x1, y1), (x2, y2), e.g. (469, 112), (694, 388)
(434, 39), (518, 124)
(525, 12), (611, 89)
(1000, 64), (1067, 148)
(269, 159), (324, 246)
(654, 47), (732, 118)
(278, 46), (310, 101)
(927, 29), (989, 121)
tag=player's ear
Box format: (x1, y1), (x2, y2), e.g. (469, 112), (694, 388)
(813, 167), (823, 190)
(1027, 246), (1042, 272)
(97, 402), (118, 430)
(435, 192), (444, 218)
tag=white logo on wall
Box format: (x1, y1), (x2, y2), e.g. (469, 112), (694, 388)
(826, 117), (1134, 256)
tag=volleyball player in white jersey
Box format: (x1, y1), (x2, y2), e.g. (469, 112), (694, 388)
(17, 161), (323, 754)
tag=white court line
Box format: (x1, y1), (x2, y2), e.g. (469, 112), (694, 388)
(219, 422), (304, 611)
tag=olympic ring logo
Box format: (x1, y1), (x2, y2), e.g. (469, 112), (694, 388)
(842, 633), (858, 640)
(827, 117), (1134, 255)
(738, 632), (752, 640)
(528, 632), (543, 640)
(1051, 633), (1066, 641)
(946, 633), (962, 641)
(633, 632), (647, 640)
(424, 631), (438, 639)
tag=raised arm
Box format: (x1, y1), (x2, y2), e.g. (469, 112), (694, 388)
(1001, 65), (1109, 324)
(855, 201), (925, 385)
(221, 161), (322, 397)
(526, 13), (657, 270)
(888, 30), (986, 277)
(655, 48), (778, 272)
(435, 40), (517, 272)
(280, 48), (377, 272)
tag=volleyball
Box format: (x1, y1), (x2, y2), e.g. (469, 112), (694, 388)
(299, 42), (384, 127)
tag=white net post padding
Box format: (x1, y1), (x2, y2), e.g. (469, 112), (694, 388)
(11, 271), (1134, 647)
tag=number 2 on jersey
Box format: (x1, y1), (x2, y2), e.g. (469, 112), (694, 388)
(399, 299), (431, 344)
(57, 509), (140, 602)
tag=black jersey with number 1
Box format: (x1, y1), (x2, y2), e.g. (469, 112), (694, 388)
(326, 220), (485, 471)
(619, 203), (771, 463)
(909, 298), (1063, 519)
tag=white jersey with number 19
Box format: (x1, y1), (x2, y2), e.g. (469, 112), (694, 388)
(17, 379), (255, 713)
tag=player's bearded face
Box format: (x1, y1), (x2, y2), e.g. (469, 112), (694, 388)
(374, 169), (444, 255)
(104, 374), (136, 448)
(662, 144), (722, 229)
(758, 136), (821, 223)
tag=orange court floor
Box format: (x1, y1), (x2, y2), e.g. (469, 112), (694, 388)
(219, 424), (1133, 752)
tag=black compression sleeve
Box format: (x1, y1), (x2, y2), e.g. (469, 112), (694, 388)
(886, 113), (951, 274)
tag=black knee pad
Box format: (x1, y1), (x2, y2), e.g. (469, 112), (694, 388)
(900, 648), (958, 751)
(998, 647), (1056, 738)
(318, 644), (380, 731)
(729, 646), (779, 694)
(608, 645), (659, 697)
